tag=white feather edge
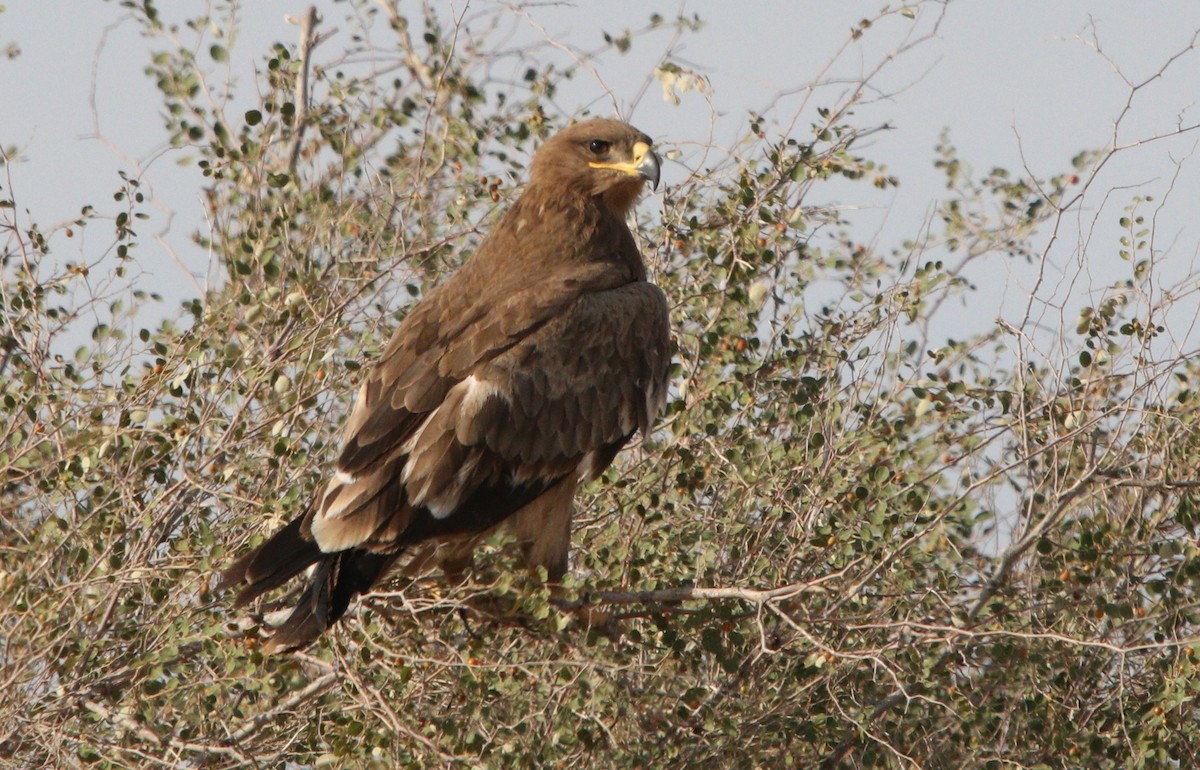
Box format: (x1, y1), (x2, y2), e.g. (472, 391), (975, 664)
(310, 370), (620, 550)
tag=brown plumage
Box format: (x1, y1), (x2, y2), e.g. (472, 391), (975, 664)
(220, 118), (671, 651)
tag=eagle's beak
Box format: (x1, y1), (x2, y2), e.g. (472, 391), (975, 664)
(635, 144), (661, 191)
(590, 141), (662, 190)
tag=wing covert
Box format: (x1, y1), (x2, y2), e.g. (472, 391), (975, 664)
(467, 280), (671, 474)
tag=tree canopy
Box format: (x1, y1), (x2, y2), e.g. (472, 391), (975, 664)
(4, 2), (1200, 768)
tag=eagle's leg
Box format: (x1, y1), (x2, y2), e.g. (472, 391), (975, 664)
(506, 476), (578, 582)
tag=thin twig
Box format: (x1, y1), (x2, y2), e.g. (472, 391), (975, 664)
(553, 580), (832, 611)
(287, 6), (321, 174)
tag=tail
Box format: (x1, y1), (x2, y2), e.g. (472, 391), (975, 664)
(219, 515), (397, 652)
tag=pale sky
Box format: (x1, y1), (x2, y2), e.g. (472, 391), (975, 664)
(4, 1), (1200, 353)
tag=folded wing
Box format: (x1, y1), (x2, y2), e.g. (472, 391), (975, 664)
(223, 278), (670, 650)
(311, 279), (671, 553)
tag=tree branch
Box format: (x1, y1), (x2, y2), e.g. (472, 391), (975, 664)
(286, 6), (326, 174)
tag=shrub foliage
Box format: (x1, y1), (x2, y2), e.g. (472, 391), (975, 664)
(3, 2), (1200, 767)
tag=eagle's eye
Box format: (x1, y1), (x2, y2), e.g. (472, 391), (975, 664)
(587, 139), (611, 155)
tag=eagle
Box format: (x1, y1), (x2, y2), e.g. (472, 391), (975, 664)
(221, 118), (671, 652)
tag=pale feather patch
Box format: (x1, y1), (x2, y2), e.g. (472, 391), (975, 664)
(423, 492), (460, 519)
(404, 454), (458, 517)
(318, 478), (352, 520)
(400, 376), (493, 471)
(399, 411), (439, 482)
(310, 498), (377, 552)
(401, 377), (499, 519)
(459, 374), (504, 417)
(578, 451), (601, 482)
(454, 448), (485, 487)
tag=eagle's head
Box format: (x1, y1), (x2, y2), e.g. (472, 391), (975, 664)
(530, 118), (661, 216)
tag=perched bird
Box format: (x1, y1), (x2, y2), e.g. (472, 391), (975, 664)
(220, 118), (671, 652)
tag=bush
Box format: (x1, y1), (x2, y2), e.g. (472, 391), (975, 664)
(3, 2), (1200, 767)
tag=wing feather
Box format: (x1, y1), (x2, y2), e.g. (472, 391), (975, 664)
(306, 262), (645, 552)
(469, 280), (671, 477)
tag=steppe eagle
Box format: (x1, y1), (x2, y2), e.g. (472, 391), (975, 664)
(221, 118), (671, 651)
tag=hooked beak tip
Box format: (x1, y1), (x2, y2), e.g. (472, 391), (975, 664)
(637, 148), (662, 191)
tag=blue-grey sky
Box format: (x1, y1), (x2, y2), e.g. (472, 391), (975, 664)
(4, 1), (1200, 353)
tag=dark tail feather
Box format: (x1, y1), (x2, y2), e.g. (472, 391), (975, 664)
(262, 549), (396, 653)
(218, 515), (324, 607)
